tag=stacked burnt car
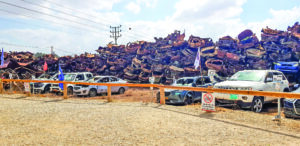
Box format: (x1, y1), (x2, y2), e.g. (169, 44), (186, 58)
(1, 22), (300, 84)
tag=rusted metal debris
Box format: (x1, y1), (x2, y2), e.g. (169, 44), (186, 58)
(1, 23), (300, 84)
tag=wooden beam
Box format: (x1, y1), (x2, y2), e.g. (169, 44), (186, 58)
(107, 86), (112, 102)
(63, 83), (68, 99)
(160, 87), (165, 104)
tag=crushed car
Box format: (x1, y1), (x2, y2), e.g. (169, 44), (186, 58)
(284, 86), (300, 118)
(156, 76), (216, 105)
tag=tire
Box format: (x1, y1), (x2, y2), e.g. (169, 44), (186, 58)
(43, 85), (51, 94)
(184, 92), (194, 105)
(89, 89), (97, 97)
(251, 97), (264, 113)
(118, 87), (125, 94)
(67, 87), (73, 95)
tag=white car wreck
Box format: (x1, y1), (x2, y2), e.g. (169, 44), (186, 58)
(213, 70), (289, 112)
(73, 76), (128, 97)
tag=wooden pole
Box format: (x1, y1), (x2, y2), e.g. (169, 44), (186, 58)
(160, 87), (165, 104)
(0, 79), (3, 94)
(107, 86), (112, 102)
(63, 83), (68, 99)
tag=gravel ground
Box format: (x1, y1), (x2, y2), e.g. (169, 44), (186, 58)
(0, 94), (300, 145)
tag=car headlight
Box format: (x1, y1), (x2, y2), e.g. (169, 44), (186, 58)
(293, 64), (299, 67)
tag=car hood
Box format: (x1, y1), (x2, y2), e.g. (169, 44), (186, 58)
(215, 80), (262, 88)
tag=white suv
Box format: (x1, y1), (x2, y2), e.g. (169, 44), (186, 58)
(213, 70), (289, 112)
(50, 72), (94, 95)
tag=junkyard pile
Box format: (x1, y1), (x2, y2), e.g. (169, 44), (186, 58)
(1, 22), (300, 84)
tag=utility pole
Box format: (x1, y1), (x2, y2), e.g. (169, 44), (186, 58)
(110, 25), (122, 45)
(50, 46), (54, 55)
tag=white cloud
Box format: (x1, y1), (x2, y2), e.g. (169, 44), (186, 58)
(125, 2), (141, 14)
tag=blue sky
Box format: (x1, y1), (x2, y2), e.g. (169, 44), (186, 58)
(0, 0), (299, 55)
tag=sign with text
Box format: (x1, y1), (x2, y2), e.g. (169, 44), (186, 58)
(201, 92), (215, 112)
(24, 82), (30, 92)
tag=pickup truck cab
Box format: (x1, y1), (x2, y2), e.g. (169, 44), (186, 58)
(50, 72), (93, 95)
(214, 70), (289, 112)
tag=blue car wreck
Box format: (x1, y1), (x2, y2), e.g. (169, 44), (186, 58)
(156, 76), (215, 105)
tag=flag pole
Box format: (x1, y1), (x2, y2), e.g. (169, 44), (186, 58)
(198, 47), (204, 82)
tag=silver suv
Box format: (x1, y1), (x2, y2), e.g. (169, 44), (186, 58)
(50, 72), (93, 95)
(214, 70), (289, 112)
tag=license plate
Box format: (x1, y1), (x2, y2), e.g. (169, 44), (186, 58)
(229, 94), (238, 100)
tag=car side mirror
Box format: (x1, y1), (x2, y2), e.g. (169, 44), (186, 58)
(266, 77), (273, 82)
(75, 78), (79, 81)
(192, 83), (196, 87)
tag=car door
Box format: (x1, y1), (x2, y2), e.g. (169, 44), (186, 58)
(264, 72), (276, 102)
(110, 77), (119, 92)
(96, 77), (109, 93)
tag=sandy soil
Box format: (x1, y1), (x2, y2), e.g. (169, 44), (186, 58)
(0, 91), (300, 145)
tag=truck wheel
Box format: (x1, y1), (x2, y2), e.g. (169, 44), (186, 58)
(89, 89), (97, 97)
(251, 97), (264, 113)
(67, 87), (73, 95)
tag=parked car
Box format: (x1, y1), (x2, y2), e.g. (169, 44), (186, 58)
(31, 73), (58, 94)
(156, 76), (216, 105)
(284, 87), (300, 118)
(73, 76), (128, 97)
(214, 70), (289, 113)
(274, 61), (299, 73)
(50, 72), (93, 95)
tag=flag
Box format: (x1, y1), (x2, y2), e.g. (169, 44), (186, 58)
(194, 47), (201, 69)
(43, 61), (48, 71)
(1, 48), (3, 66)
(58, 64), (64, 90)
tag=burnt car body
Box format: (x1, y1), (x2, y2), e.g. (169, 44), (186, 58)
(156, 76), (215, 105)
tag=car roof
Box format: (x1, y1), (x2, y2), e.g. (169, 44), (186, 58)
(240, 70), (282, 73)
(94, 76), (118, 78)
(177, 76), (209, 80)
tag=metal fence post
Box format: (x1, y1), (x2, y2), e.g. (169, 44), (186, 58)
(63, 83), (68, 99)
(160, 87), (165, 104)
(107, 86), (112, 102)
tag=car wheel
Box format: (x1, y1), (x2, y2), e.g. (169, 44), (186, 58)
(118, 87), (125, 94)
(67, 87), (73, 95)
(184, 92), (194, 105)
(89, 89), (97, 97)
(44, 85), (51, 94)
(251, 97), (264, 113)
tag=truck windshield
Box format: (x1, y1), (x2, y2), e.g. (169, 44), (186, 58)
(229, 71), (265, 82)
(64, 74), (76, 81)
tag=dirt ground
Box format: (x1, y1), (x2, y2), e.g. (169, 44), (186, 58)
(1, 89), (300, 145)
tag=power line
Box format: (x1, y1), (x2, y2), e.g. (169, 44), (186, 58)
(0, 0), (105, 32)
(19, 0), (110, 30)
(42, 0), (115, 25)
(0, 8), (102, 36)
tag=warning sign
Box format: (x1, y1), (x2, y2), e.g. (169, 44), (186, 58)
(201, 93), (215, 111)
(24, 82), (30, 92)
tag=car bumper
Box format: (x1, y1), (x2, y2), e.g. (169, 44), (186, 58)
(284, 107), (300, 118)
(73, 89), (90, 96)
(214, 92), (254, 103)
(216, 99), (252, 108)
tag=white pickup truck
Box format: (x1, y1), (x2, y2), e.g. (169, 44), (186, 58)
(50, 72), (94, 95)
(213, 70), (289, 112)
